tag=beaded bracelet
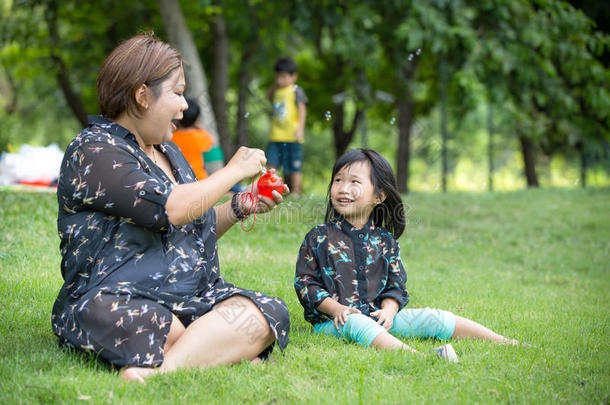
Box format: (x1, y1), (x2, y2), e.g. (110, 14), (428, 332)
(231, 192), (249, 220)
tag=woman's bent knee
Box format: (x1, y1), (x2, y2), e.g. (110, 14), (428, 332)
(214, 296), (274, 345)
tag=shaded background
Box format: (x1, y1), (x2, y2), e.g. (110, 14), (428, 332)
(0, 0), (608, 193)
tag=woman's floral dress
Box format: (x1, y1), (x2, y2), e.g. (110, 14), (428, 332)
(52, 116), (289, 367)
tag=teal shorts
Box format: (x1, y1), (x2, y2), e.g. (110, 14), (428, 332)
(312, 307), (456, 347)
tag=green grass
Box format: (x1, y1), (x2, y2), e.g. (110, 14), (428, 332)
(0, 188), (608, 404)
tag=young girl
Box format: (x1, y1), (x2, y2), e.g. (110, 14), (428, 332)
(294, 149), (518, 360)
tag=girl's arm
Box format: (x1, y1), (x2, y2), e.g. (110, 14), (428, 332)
(317, 297), (361, 330)
(378, 239), (409, 309)
(295, 228), (336, 319)
(371, 298), (400, 331)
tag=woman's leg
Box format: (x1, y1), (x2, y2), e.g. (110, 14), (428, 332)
(121, 314), (185, 383)
(122, 295), (275, 382)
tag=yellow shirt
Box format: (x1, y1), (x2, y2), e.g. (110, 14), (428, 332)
(269, 85), (306, 143)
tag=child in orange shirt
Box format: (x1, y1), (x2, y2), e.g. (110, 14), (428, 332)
(172, 98), (214, 180)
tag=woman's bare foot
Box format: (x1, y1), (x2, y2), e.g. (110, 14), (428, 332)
(120, 367), (158, 384)
(250, 357), (263, 365)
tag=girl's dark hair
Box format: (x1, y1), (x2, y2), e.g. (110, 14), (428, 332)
(325, 149), (406, 238)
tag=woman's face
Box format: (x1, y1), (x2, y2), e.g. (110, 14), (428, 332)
(140, 67), (188, 144)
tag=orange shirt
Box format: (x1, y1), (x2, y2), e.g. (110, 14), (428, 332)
(172, 128), (214, 180)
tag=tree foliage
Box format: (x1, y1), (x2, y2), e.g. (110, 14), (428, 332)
(0, 0), (607, 189)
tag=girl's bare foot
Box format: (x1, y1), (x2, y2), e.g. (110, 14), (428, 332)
(250, 357), (263, 365)
(502, 338), (532, 347)
(120, 367), (157, 384)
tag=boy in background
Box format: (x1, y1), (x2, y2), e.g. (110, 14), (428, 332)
(267, 58), (308, 197)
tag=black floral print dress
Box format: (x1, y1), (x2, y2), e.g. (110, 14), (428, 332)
(294, 218), (409, 325)
(52, 116), (289, 367)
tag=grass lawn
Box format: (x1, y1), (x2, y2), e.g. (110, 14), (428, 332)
(0, 187), (608, 404)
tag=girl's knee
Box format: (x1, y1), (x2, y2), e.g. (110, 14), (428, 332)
(343, 314), (384, 346)
(343, 313), (373, 328)
(394, 307), (454, 340)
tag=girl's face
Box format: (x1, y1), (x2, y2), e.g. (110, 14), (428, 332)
(330, 161), (384, 228)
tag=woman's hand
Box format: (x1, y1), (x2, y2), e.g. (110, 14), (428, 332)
(370, 307), (397, 331)
(331, 305), (361, 331)
(225, 147), (266, 181)
(238, 183), (290, 216)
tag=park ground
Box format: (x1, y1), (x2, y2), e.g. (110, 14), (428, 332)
(0, 188), (608, 404)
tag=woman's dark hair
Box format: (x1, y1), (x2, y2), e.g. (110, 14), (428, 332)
(325, 149), (406, 238)
(97, 32), (182, 119)
(179, 98), (201, 128)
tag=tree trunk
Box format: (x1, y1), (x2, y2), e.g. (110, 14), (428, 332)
(487, 102), (494, 192)
(577, 141), (587, 188)
(356, 70), (370, 149)
(395, 61), (419, 194)
(518, 134), (539, 187)
(210, 11), (232, 158)
(332, 102), (362, 159)
(45, 0), (88, 127)
(440, 59), (449, 193)
(158, 0), (222, 168)
(235, 54), (251, 149)
(1, 63), (18, 115)
(330, 59), (362, 159)
(396, 93), (413, 194)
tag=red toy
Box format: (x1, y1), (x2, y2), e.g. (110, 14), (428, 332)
(240, 169), (285, 232)
(257, 169), (285, 199)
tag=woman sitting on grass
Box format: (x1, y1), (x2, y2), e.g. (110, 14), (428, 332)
(51, 33), (289, 383)
(294, 149), (520, 360)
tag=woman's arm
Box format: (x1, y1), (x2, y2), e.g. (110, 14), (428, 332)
(165, 147), (264, 226)
(214, 186), (287, 239)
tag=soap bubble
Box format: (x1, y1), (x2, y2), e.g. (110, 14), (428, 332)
(416, 48), (422, 55)
(244, 112), (250, 118)
(408, 53), (414, 61)
(435, 183), (440, 191)
(390, 117), (396, 125)
(325, 111), (332, 121)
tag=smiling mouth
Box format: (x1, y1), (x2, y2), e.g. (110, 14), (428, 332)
(337, 198), (353, 204)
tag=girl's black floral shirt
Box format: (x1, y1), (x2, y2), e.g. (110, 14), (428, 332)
(294, 218), (409, 325)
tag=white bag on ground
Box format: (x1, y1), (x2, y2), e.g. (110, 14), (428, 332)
(0, 144), (63, 185)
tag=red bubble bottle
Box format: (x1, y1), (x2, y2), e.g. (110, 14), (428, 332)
(257, 169), (285, 199)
